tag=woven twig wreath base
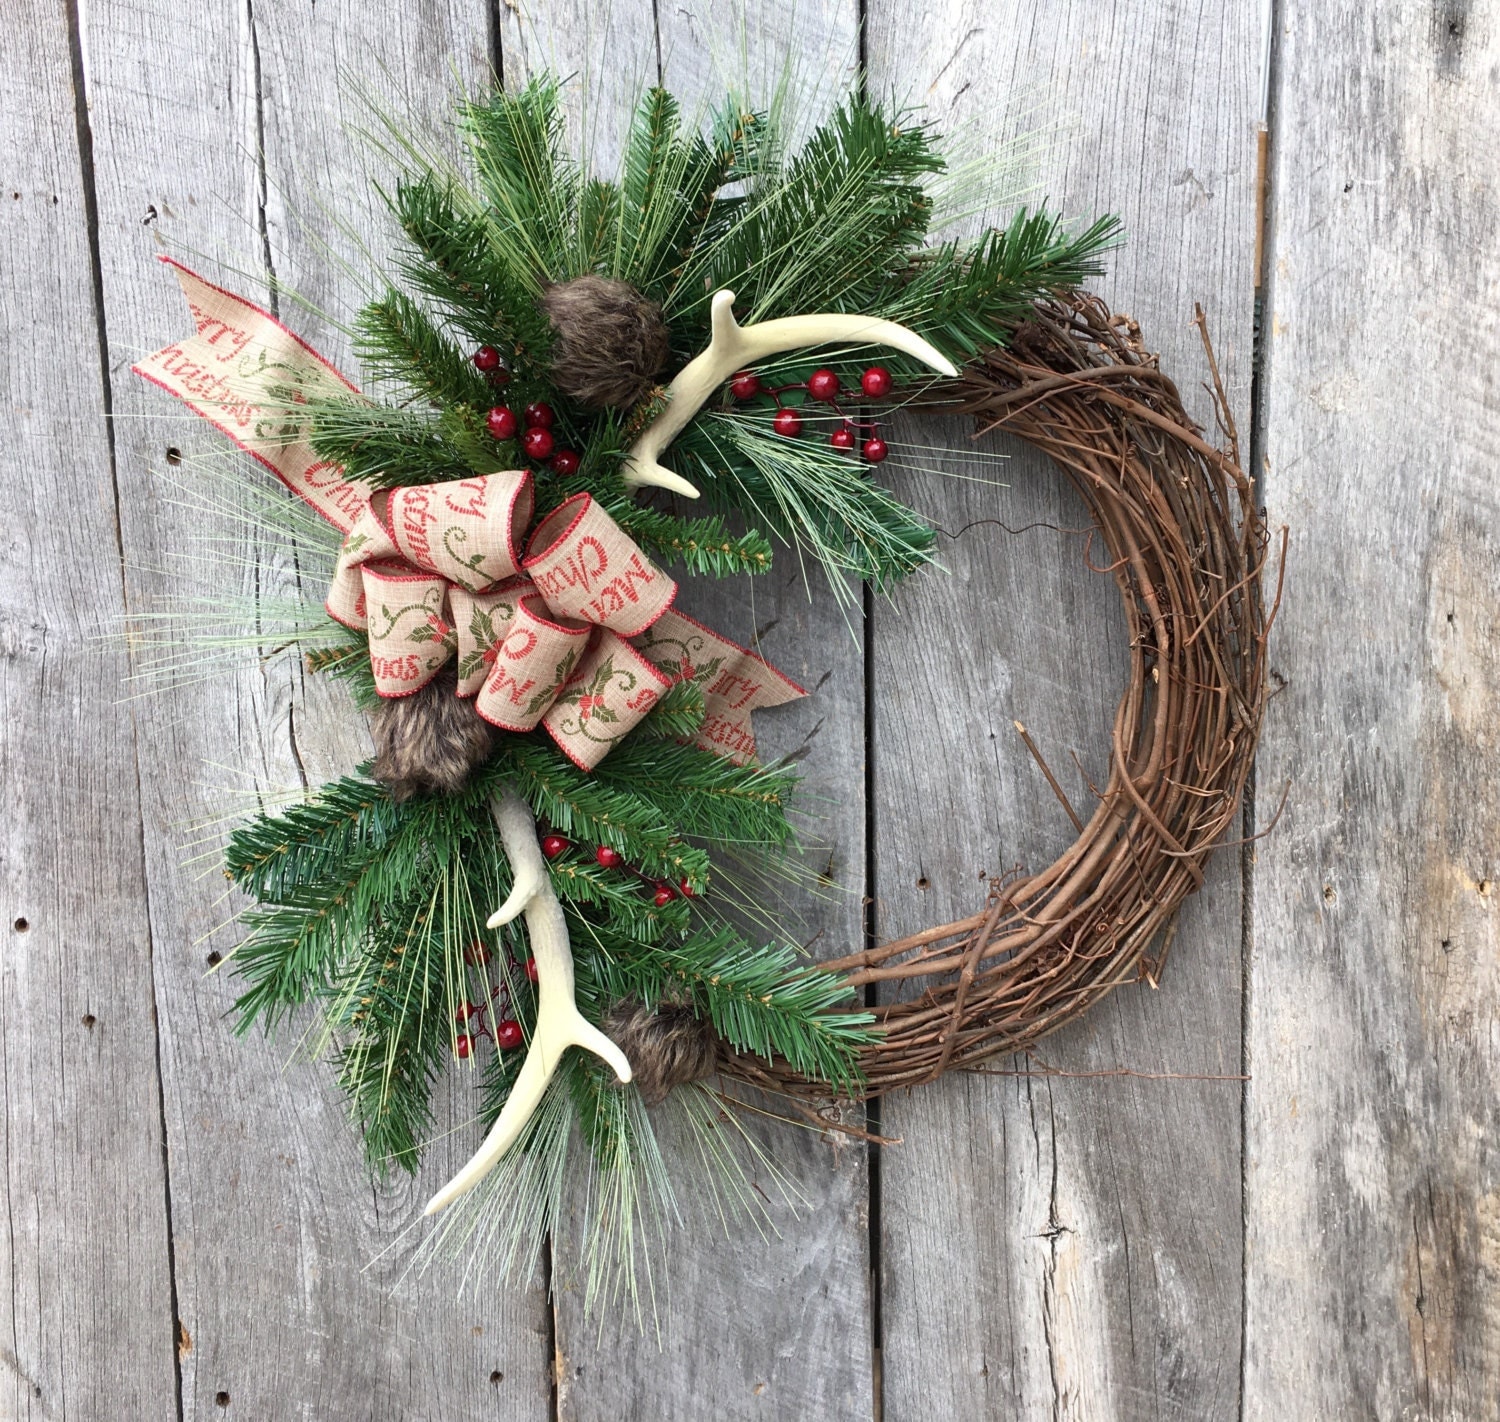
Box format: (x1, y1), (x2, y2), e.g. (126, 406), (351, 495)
(725, 293), (1273, 1103)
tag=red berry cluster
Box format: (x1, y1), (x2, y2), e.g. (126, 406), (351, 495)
(450, 966), (534, 1056)
(541, 833), (699, 904)
(731, 365), (893, 463)
(456, 935), (538, 1058)
(474, 347), (581, 475)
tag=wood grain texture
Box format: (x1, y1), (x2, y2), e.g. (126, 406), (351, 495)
(496, 5), (875, 1417)
(1248, 2), (1500, 1416)
(84, 1), (550, 1416)
(0, 5), (178, 1419)
(28, 0), (1500, 1414)
(864, 4), (1259, 1418)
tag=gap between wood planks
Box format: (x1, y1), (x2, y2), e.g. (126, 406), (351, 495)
(1243, 0), (1281, 1413)
(63, 1), (186, 1419)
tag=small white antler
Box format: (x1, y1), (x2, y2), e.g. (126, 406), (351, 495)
(622, 289), (960, 498)
(423, 787), (632, 1216)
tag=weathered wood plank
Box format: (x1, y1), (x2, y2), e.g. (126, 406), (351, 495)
(497, 5), (875, 1417)
(0, 6), (178, 1419)
(1247, 3), (1500, 1415)
(85, 1), (551, 1415)
(865, 5), (1259, 1417)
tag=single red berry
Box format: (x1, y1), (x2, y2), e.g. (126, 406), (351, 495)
(472, 345), (500, 372)
(653, 885), (677, 908)
(455, 1033), (476, 1059)
(487, 367), (511, 386)
(806, 368), (840, 402)
(524, 956), (539, 984)
(861, 365), (893, 397)
(730, 371), (762, 400)
(679, 878), (697, 898)
(486, 405), (517, 440)
(772, 407), (803, 437)
(541, 834), (568, 859)
(830, 426), (856, 451)
(522, 426), (555, 460)
(862, 436), (890, 463)
(494, 1019), (524, 1051)
(595, 845), (624, 869)
(523, 401), (555, 429)
(454, 1000), (486, 1024)
(464, 940), (491, 966)
(550, 448), (581, 476)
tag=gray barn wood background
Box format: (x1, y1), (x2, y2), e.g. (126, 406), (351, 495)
(4, 0), (1496, 1418)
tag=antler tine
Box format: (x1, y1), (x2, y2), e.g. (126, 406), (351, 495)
(423, 787), (632, 1217)
(622, 289), (960, 498)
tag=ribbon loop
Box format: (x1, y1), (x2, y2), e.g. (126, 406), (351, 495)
(475, 595), (593, 732)
(361, 562), (456, 698)
(524, 493), (676, 636)
(383, 472), (534, 592)
(541, 632), (673, 770)
(450, 580), (528, 695)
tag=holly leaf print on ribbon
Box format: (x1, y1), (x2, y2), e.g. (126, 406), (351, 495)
(523, 646), (582, 718)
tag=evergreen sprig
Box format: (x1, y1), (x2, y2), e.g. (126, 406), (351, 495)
(668, 95), (943, 334)
(330, 872), (484, 1172)
(459, 76), (579, 285)
(356, 288), (496, 409)
(386, 172), (553, 368)
(581, 925), (875, 1092)
(306, 399), (488, 488)
(607, 502), (774, 578)
(671, 410), (938, 590)
(495, 737), (715, 889)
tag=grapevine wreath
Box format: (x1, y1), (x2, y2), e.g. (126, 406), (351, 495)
(136, 77), (1269, 1302)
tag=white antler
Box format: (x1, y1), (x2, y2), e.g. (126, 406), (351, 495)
(622, 288), (960, 498)
(423, 787), (632, 1216)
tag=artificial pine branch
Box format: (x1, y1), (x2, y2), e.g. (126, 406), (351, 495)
(607, 503), (774, 578)
(356, 288), (496, 408)
(387, 173), (553, 368)
(580, 924), (875, 1092)
(575, 177), (623, 275)
(331, 891), (458, 1173)
(669, 411), (938, 591)
(630, 678), (706, 739)
(306, 397), (489, 487)
(616, 88), (681, 283)
(495, 738), (714, 888)
(668, 95), (942, 334)
(588, 738), (798, 856)
(891, 208), (1123, 356)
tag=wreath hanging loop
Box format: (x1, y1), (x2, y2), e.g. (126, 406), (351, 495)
(724, 293), (1274, 1101)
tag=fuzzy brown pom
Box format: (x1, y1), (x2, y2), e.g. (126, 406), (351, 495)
(370, 665), (497, 802)
(602, 998), (719, 1106)
(540, 275), (670, 411)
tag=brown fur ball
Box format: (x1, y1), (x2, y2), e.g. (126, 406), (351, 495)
(602, 998), (719, 1106)
(370, 665), (497, 802)
(540, 275), (670, 410)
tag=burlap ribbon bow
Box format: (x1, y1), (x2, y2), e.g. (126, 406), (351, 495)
(135, 259), (804, 770)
